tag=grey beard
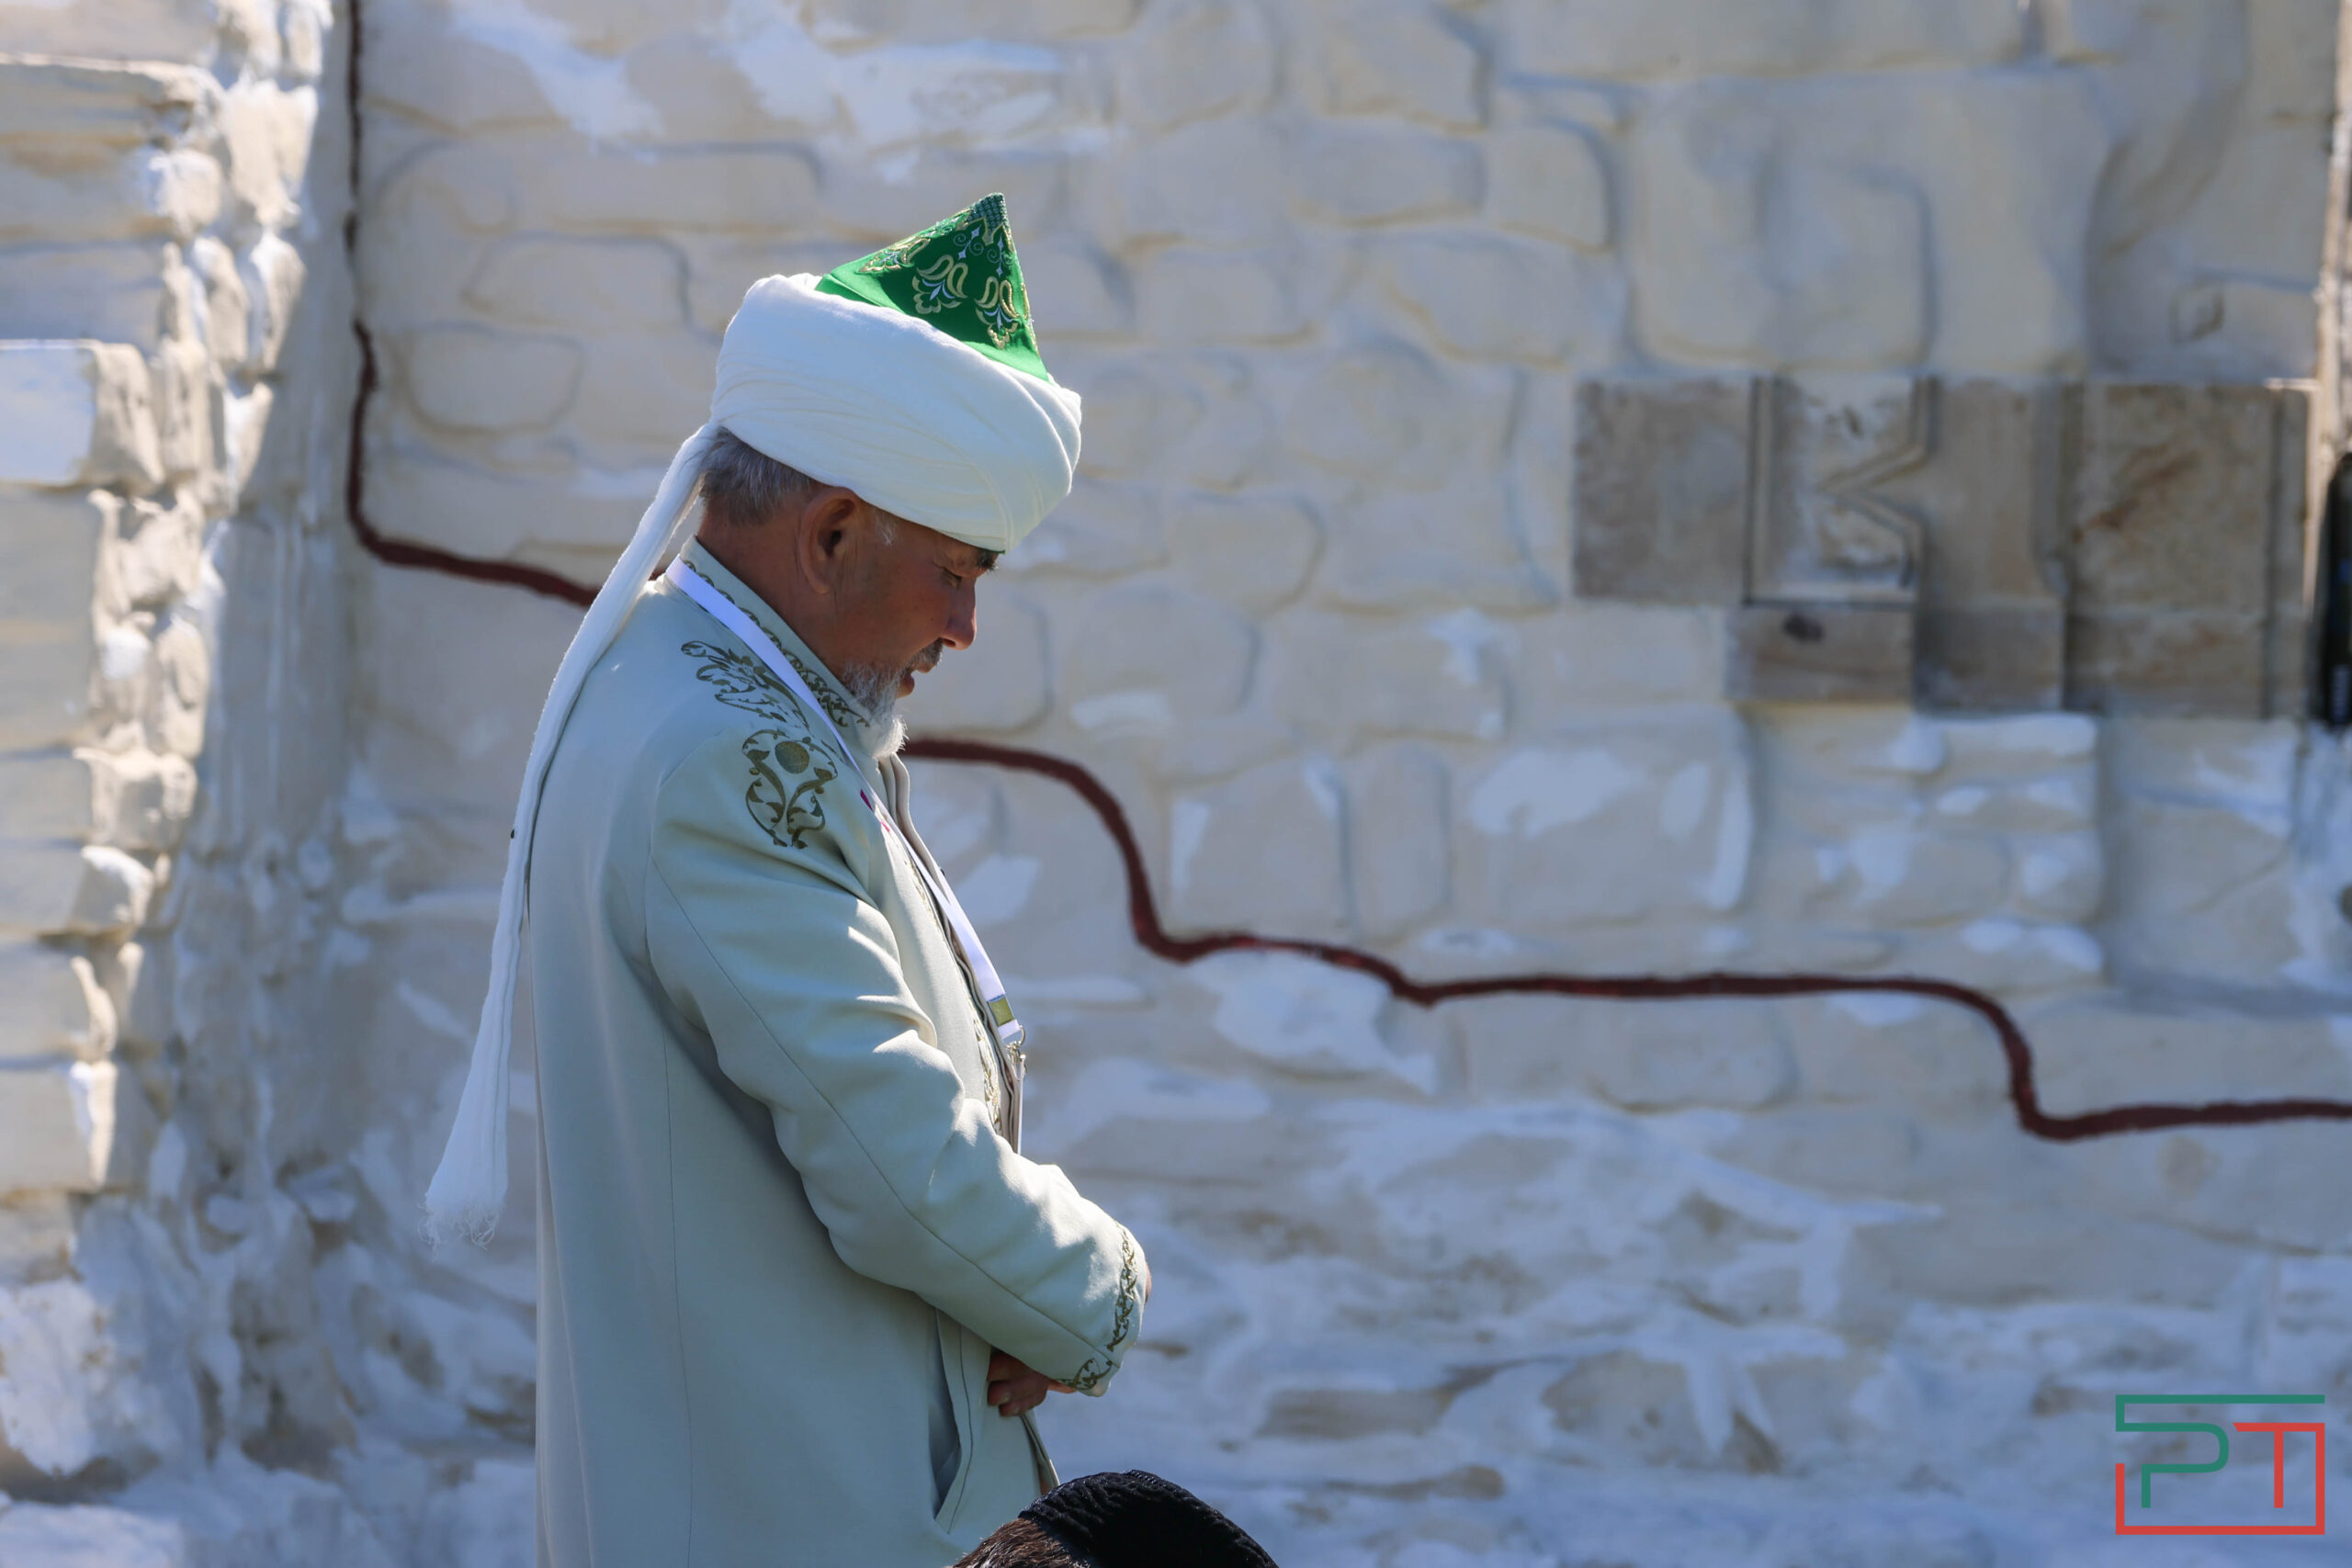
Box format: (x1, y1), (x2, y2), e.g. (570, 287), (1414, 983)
(839, 664), (906, 759)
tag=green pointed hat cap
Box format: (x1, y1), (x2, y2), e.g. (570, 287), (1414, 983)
(815, 193), (1053, 383)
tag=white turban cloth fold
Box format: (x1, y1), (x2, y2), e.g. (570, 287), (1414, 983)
(424, 274), (1085, 1245)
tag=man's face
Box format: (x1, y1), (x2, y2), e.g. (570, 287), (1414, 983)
(835, 509), (995, 704)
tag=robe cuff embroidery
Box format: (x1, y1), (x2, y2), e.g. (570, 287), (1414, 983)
(1066, 1225), (1143, 1395)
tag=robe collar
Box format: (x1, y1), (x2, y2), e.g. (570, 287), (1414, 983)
(676, 538), (888, 767)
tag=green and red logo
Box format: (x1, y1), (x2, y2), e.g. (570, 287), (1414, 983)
(2115, 1394), (2326, 1537)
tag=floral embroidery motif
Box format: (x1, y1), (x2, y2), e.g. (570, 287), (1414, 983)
(683, 640), (837, 850)
(1065, 1227), (1142, 1395)
(684, 639), (794, 725)
(855, 194), (1032, 351)
(741, 728), (834, 851)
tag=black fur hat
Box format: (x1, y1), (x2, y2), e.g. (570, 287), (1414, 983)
(1018, 1471), (1278, 1568)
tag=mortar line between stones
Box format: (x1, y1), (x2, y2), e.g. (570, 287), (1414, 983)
(328, 5), (2352, 1146)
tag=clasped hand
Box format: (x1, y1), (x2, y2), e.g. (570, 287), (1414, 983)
(985, 1351), (1073, 1418)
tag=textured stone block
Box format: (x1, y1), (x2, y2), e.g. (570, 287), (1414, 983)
(2265, 388), (2315, 719)
(1118, 0), (1277, 131)
(0, 490), (104, 751)
(1294, 129), (1482, 226)
(1312, 476), (1546, 612)
(1915, 606), (2065, 711)
(81, 749), (198, 852)
(0, 141), (220, 246)
(0, 243), (175, 351)
(1588, 1002), (1797, 1111)
(1167, 761), (1350, 936)
(1374, 234), (1615, 364)
(531, 147), (821, 233)
(2063, 383), (2301, 716)
(0, 945), (114, 1063)
(1724, 604), (1914, 703)
(2008, 829), (2105, 923)
(399, 327), (582, 434)
(217, 79), (315, 230)
(1910, 378), (2066, 705)
(0, 751), (97, 840)
(1304, 0), (1484, 130)
(0, 633), (99, 754)
(100, 492), (205, 615)
(1488, 122), (1612, 251)
(1504, 0), (2024, 78)
(150, 333), (213, 482)
(1570, 377), (1750, 604)
(1265, 612), (1508, 743)
(569, 333), (722, 462)
(2069, 382), (2281, 615)
(1455, 712), (1754, 926)
(0, 344), (161, 491)
(1116, 120), (1287, 245)
(1752, 375), (1927, 604)
(1287, 342), (1479, 489)
(0, 58), (210, 144)
(1136, 249), (1300, 343)
(1343, 742), (1451, 937)
(142, 619), (209, 758)
(1015, 241), (1131, 338)
(465, 237), (689, 332)
(0, 842), (153, 936)
(1060, 584), (1253, 728)
(2064, 610), (2268, 717)
(1168, 495), (1321, 614)
(0, 1060), (127, 1195)
(241, 234), (305, 375)
(1629, 84), (1936, 367)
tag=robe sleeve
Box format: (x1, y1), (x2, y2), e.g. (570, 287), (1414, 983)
(643, 727), (1144, 1394)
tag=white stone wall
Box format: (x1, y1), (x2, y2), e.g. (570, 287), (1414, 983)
(6, 0), (2352, 1563)
(337, 4), (2352, 1563)
(0, 5), (535, 1562)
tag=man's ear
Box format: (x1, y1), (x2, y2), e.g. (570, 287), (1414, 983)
(795, 488), (865, 595)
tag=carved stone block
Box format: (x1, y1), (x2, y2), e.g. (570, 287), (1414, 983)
(2068, 383), (2279, 615)
(1725, 604), (1914, 704)
(1570, 377), (1749, 604)
(2064, 610), (2270, 717)
(2065, 382), (2309, 716)
(1751, 375), (1926, 605)
(1568, 372), (2315, 717)
(1910, 379), (2068, 708)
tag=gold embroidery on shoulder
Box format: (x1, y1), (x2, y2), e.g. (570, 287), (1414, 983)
(683, 640), (837, 850)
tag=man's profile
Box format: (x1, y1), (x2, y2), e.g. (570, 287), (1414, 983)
(425, 195), (1149, 1566)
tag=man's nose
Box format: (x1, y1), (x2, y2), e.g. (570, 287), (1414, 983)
(943, 592), (978, 650)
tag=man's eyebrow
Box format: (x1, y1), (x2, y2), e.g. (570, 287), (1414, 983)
(971, 548), (1000, 574)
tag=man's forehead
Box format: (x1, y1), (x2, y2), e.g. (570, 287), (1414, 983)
(941, 538), (999, 572)
(894, 510), (998, 571)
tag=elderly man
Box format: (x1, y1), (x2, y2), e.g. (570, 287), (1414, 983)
(426, 196), (1148, 1566)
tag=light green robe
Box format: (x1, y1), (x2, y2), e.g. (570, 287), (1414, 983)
(527, 542), (1144, 1567)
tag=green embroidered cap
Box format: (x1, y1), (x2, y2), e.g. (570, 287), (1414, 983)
(815, 193), (1052, 383)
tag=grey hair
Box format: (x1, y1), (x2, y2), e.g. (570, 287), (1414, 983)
(695, 427), (816, 528)
(695, 426), (897, 544)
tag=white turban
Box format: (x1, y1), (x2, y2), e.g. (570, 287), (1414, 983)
(425, 274), (1084, 1244)
(717, 275), (1080, 553)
